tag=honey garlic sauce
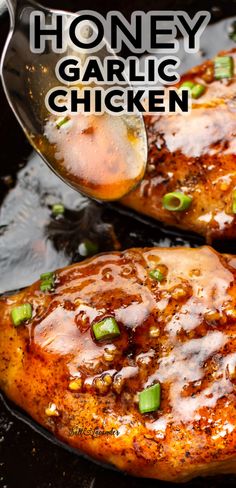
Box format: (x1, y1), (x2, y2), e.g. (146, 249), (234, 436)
(121, 49), (236, 241)
(158, 50), (236, 158)
(29, 246), (236, 436)
(39, 112), (146, 200)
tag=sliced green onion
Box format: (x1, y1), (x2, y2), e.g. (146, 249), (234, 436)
(40, 280), (54, 292)
(40, 271), (55, 292)
(162, 191), (192, 212)
(214, 56), (234, 80)
(78, 239), (98, 257)
(56, 116), (70, 128)
(139, 384), (161, 414)
(232, 190), (236, 214)
(179, 81), (205, 99)
(179, 81), (195, 90)
(40, 271), (54, 281)
(11, 303), (32, 326)
(149, 269), (164, 282)
(191, 84), (205, 99)
(93, 317), (120, 341)
(52, 203), (65, 216)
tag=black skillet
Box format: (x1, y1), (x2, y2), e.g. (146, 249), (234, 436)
(1, 1), (236, 487)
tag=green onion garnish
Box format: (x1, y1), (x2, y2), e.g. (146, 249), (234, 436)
(139, 384), (161, 414)
(11, 303), (32, 326)
(191, 84), (205, 99)
(149, 269), (164, 282)
(179, 81), (205, 99)
(179, 81), (195, 90)
(93, 317), (120, 341)
(232, 190), (236, 214)
(56, 116), (70, 128)
(52, 204), (65, 216)
(162, 191), (192, 211)
(78, 239), (98, 257)
(40, 272), (54, 281)
(40, 271), (55, 292)
(40, 280), (54, 292)
(214, 56), (234, 80)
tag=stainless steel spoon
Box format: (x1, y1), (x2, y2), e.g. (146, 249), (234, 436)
(1, 0), (147, 200)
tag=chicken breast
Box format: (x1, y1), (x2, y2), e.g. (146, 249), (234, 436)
(121, 49), (236, 242)
(0, 246), (236, 481)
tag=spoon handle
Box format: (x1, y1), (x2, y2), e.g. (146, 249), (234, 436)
(5, 0), (17, 7)
(6, 0), (32, 24)
(5, 0), (17, 24)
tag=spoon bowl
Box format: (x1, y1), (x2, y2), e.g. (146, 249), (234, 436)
(1, 0), (147, 200)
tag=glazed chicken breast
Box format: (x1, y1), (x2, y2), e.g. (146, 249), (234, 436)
(0, 246), (236, 481)
(121, 49), (236, 242)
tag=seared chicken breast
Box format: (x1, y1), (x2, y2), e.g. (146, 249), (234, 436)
(0, 246), (236, 481)
(121, 49), (236, 242)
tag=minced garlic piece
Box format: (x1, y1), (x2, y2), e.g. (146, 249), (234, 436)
(45, 403), (59, 417)
(95, 374), (112, 393)
(149, 326), (160, 338)
(69, 378), (82, 391)
(104, 344), (116, 362)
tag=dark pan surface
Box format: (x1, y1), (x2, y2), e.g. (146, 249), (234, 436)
(1, 1), (236, 487)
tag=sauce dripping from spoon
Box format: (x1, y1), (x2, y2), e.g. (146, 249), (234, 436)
(35, 111), (147, 200)
(1, 1), (148, 202)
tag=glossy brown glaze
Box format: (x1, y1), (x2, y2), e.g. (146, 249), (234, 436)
(122, 49), (236, 242)
(0, 246), (236, 481)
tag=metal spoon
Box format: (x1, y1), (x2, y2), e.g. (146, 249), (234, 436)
(1, 0), (147, 200)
